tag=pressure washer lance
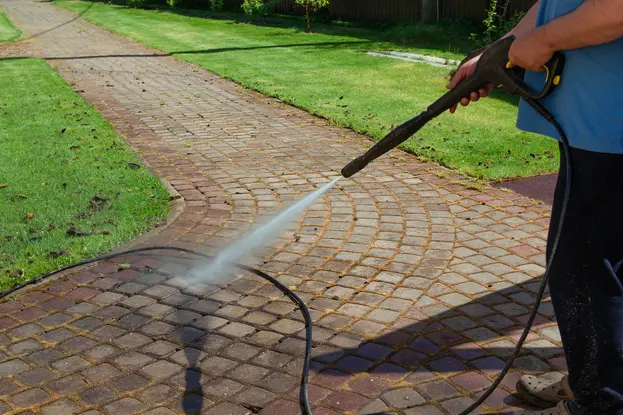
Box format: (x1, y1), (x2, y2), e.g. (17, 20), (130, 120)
(341, 35), (565, 179)
(342, 35), (572, 415)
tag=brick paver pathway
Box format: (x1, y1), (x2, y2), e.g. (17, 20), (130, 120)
(0, 1), (563, 414)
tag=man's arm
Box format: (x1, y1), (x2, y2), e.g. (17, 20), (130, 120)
(537, 0), (623, 50)
(509, 0), (623, 71)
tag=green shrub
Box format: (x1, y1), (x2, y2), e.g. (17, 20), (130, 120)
(470, 0), (524, 47)
(241, 0), (278, 16)
(210, 0), (224, 12)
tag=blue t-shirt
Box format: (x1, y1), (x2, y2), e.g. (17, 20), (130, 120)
(516, 0), (623, 154)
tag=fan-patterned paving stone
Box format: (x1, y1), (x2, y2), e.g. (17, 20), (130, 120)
(0, 0), (561, 412)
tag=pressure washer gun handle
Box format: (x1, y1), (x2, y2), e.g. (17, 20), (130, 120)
(499, 50), (565, 99)
(472, 35), (565, 100)
(426, 37), (565, 117)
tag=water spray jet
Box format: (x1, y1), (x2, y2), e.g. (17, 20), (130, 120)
(186, 177), (341, 287)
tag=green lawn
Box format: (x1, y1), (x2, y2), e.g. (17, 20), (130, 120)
(0, 9), (20, 42)
(56, 1), (559, 180)
(0, 58), (170, 290)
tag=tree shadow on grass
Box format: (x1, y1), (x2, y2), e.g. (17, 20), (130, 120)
(2, 1), (523, 110)
(2, 1), (94, 44)
(0, 43), (522, 110)
(83, 0), (478, 56)
(41, 40), (372, 59)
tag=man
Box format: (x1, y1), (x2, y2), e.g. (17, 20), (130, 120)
(447, 0), (623, 414)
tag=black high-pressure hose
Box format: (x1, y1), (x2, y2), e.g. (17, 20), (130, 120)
(456, 98), (572, 415)
(340, 36), (572, 414)
(0, 99), (571, 415)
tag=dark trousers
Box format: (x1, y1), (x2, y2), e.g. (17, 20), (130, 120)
(547, 143), (623, 415)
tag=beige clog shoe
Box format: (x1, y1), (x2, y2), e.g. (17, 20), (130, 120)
(516, 373), (574, 408)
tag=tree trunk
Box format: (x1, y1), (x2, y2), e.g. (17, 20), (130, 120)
(305, 4), (311, 33)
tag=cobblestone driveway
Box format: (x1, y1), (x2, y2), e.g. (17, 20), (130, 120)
(0, 1), (563, 414)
